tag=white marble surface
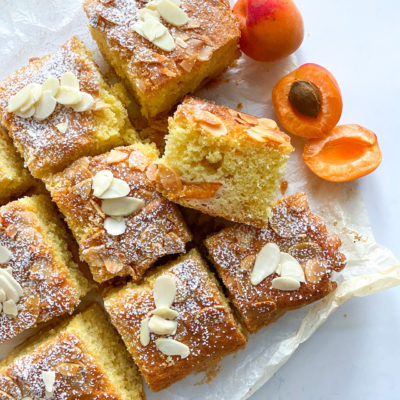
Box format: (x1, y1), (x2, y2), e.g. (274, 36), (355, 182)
(251, 0), (400, 398)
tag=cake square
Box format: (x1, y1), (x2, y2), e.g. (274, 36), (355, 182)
(83, 0), (240, 118)
(0, 304), (144, 400)
(205, 193), (347, 333)
(0, 36), (137, 179)
(104, 249), (247, 392)
(0, 127), (36, 205)
(0, 195), (91, 343)
(46, 144), (191, 283)
(155, 96), (294, 227)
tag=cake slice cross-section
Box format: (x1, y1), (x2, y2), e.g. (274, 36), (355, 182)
(0, 36), (137, 179)
(205, 193), (347, 333)
(104, 249), (247, 392)
(0, 127), (36, 205)
(46, 144), (191, 283)
(0, 304), (145, 400)
(0, 195), (91, 343)
(155, 96), (294, 228)
(83, 0), (241, 118)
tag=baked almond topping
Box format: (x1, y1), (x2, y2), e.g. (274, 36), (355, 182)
(7, 71), (94, 120)
(42, 370), (56, 397)
(55, 122), (68, 133)
(258, 118), (278, 130)
(238, 112), (259, 126)
(305, 259), (326, 283)
(250, 243), (306, 290)
(104, 259), (124, 274)
(148, 315), (177, 335)
(155, 338), (190, 358)
(0, 266), (23, 318)
(133, 0), (189, 52)
(106, 150), (128, 164)
(56, 362), (81, 377)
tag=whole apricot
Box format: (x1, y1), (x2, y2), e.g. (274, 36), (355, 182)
(233, 0), (304, 62)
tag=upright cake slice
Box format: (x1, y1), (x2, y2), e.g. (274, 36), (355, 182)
(0, 127), (35, 204)
(0, 304), (145, 400)
(155, 97), (294, 227)
(0, 195), (90, 343)
(46, 144), (191, 283)
(205, 193), (347, 333)
(83, 0), (240, 117)
(104, 249), (247, 391)
(0, 36), (137, 179)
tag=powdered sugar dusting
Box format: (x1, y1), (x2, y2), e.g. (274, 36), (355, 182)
(49, 145), (191, 283)
(0, 332), (119, 399)
(0, 37), (102, 178)
(105, 251), (246, 390)
(205, 193), (347, 332)
(0, 200), (80, 343)
(84, 0), (240, 92)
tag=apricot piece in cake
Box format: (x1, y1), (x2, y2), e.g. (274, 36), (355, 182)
(0, 36), (137, 179)
(0, 195), (90, 343)
(46, 144), (191, 283)
(155, 96), (294, 228)
(104, 249), (247, 392)
(83, 0), (240, 117)
(205, 193), (346, 333)
(0, 304), (144, 399)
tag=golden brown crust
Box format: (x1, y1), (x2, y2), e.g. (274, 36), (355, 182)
(0, 37), (129, 178)
(0, 196), (86, 343)
(105, 250), (247, 392)
(205, 193), (347, 333)
(175, 96), (293, 153)
(47, 145), (191, 283)
(83, 0), (240, 95)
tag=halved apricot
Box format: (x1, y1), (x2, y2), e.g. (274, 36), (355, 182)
(302, 124), (382, 182)
(272, 63), (343, 138)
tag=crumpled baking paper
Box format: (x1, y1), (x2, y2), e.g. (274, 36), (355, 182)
(0, 1), (399, 399)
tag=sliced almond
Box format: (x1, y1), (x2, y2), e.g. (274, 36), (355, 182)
(140, 317), (151, 346)
(180, 58), (195, 72)
(238, 112), (259, 126)
(199, 122), (227, 137)
(0, 288), (6, 302)
(20, 83), (42, 112)
(156, 0), (188, 27)
(41, 370), (55, 394)
(279, 252), (305, 282)
(148, 315), (177, 335)
(2, 299), (18, 317)
(55, 86), (82, 106)
(289, 242), (320, 262)
(104, 217), (126, 236)
(98, 178), (130, 199)
(15, 105), (35, 119)
(0, 269), (23, 302)
(42, 77), (60, 96)
(71, 92), (94, 112)
(104, 259), (124, 274)
(153, 306), (179, 319)
(7, 85), (33, 113)
(56, 362), (81, 377)
(128, 149), (150, 171)
(60, 71), (80, 90)
(55, 122), (68, 133)
(101, 197), (145, 217)
(0, 245), (12, 263)
(106, 150), (128, 164)
(250, 242), (280, 286)
(247, 126), (269, 142)
(33, 90), (57, 120)
(153, 30), (176, 52)
(139, 7), (160, 21)
(305, 259), (326, 284)
(198, 46), (212, 61)
(155, 338), (190, 358)
(92, 170), (113, 198)
(271, 276), (301, 291)
(194, 110), (223, 126)
(175, 37), (188, 48)
(258, 118), (278, 130)
(240, 254), (256, 271)
(153, 275), (176, 308)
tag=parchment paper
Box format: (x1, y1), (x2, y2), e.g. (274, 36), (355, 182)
(0, 1), (399, 399)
